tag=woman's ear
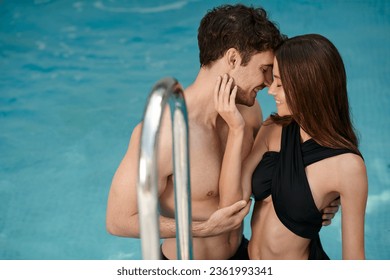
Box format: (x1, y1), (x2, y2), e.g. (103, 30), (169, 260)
(225, 48), (241, 69)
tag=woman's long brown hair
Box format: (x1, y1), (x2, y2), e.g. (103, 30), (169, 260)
(270, 34), (360, 155)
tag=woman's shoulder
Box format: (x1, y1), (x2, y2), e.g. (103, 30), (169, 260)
(337, 152), (366, 175)
(262, 116), (285, 134)
(334, 152), (367, 195)
(258, 116), (283, 151)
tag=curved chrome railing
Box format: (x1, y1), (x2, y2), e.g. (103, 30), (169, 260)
(137, 77), (193, 260)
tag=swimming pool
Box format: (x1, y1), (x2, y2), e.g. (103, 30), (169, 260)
(0, 0), (389, 260)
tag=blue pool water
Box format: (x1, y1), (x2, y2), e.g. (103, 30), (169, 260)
(0, 0), (389, 260)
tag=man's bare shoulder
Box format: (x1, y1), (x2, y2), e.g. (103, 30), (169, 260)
(135, 107), (173, 140)
(159, 107), (174, 141)
(237, 100), (263, 132)
(130, 108), (173, 157)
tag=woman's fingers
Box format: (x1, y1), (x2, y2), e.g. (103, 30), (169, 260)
(223, 76), (234, 107)
(219, 74), (228, 106)
(213, 74), (244, 129)
(214, 75), (222, 110)
(214, 74), (236, 110)
(229, 85), (238, 109)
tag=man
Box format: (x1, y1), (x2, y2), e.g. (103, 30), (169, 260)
(106, 4), (338, 260)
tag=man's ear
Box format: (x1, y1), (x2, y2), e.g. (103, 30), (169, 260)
(225, 48), (242, 69)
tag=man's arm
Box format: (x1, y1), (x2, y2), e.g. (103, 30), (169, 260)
(106, 118), (249, 239)
(106, 123), (149, 237)
(106, 122), (180, 238)
(194, 200), (252, 237)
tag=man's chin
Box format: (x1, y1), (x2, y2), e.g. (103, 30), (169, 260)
(236, 98), (256, 107)
(241, 100), (255, 107)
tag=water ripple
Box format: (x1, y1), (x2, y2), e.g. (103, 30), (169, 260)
(93, 0), (188, 14)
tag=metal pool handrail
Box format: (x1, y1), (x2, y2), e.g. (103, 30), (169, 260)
(137, 77), (193, 260)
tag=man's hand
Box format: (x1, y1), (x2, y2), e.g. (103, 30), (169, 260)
(322, 197), (340, 226)
(195, 200), (251, 237)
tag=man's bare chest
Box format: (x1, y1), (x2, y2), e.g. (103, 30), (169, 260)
(186, 123), (254, 199)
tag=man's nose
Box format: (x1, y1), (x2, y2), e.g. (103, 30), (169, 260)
(264, 72), (273, 87)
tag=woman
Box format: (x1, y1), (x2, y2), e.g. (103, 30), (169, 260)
(215, 34), (368, 259)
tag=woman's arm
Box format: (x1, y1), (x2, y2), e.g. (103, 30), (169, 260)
(241, 120), (272, 200)
(339, 154), (368, 259)
(214, 75), (245, 208)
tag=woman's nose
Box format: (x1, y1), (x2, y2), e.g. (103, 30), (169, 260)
(268, 84), (276, 96)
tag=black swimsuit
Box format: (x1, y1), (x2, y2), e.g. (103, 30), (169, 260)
(252, 121), (359, 259)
